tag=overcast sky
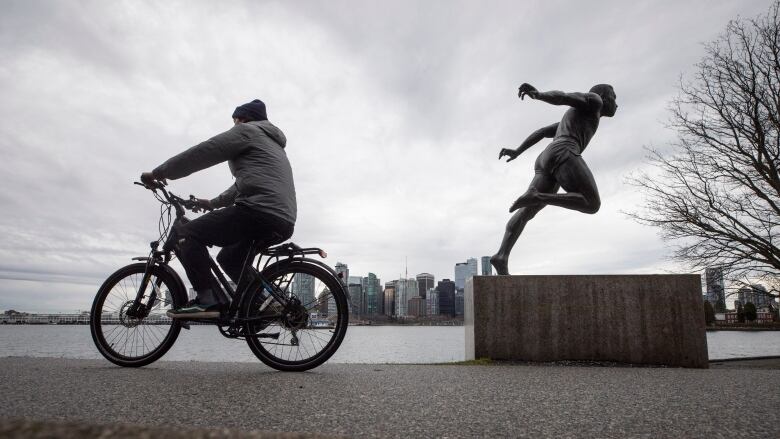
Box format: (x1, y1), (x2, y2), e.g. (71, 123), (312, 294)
(0, 0), (773, 312)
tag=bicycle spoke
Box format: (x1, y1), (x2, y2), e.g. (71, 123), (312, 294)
(92, 265), (181, 364)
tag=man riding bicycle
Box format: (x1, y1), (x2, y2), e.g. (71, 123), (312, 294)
(141, 99), (296, 319)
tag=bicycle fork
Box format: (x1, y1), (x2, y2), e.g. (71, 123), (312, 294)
(126, 261), (162, 319)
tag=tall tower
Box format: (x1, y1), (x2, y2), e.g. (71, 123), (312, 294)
(480, 256), (492, 276)
(454, 262), (469, 290)
(415, 273), (435, 299)
(394, 278), (418, 317)
(426, 287), (439, 316)
(436, 279), (456, 317)
(384, 281), (397, 317)
(466, 258), (478, 278)
(705, 267), (725, 309)
(348, 276), (363, 318)
(362, 273), (381, 316)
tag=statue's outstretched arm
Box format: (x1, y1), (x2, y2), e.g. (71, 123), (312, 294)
(499, 122), (559, 162)
(518, 83), (601, 111)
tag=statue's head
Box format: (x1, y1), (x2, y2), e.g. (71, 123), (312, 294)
(589, 84), (617, 117)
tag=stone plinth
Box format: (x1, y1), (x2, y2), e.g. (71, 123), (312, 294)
(465, 275), (708, 368)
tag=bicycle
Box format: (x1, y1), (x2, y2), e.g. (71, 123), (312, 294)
(89, 182), (350, 371)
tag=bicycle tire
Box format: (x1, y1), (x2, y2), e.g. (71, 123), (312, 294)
(90, 263), (185, 367)
(244, 260), (349, 371)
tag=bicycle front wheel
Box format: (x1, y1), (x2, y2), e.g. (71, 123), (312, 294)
(244, 260), (349, 371)
(90, 263), (185, 367)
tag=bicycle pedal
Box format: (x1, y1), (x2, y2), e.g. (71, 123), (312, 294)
(180, 322), (191, 330)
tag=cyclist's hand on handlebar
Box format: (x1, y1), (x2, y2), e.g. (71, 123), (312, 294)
(189, 196), (214, 213)
(140, 171), (167, 189)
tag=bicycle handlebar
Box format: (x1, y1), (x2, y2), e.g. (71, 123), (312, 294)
(134, 181), (212, 215)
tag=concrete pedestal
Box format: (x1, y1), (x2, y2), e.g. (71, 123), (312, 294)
(465, 275), (708, 368)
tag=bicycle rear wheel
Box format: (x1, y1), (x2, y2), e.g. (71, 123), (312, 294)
(90, 263), (185, 367)
(244, 260), (349, 371)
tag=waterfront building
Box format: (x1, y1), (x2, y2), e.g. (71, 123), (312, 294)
(362, 273), (381, 316)
(467, 258), (478, 278)
(455, 290), (465, 316)
(454, 258), (478, 290)
(436, 279), (456, 317)
(375, 281), (385, 316)
(408, 296), (426, 317)
(481, 256), (492, 276)
(348, 276), (364, 317)
(426, 287), (439, 316)
(1, 312), (92, 325)
(292, 273), (316, 308)
(705, 267), (725, 307)
(454, 263), (469, 290)
(395, 278), (419, 317)
(384, 282), (396, 317)
(416, 273), (434, 299)
(724, 310), (775, 323)
(737, 284), (773, 308)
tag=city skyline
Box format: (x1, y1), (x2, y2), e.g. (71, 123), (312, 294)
(0, 1), (774, 313)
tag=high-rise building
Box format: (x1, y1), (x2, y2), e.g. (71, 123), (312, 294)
(408, 296), (426, 317)
(705, 267), (725, 308)
(362, 273), (381, 316)
(481, 256), (492, 276)
(292, 273), (316, 309)
(454, 258), (478, 289)
(467, 258), (478, 277)
(384, 281), (396, 317)
(395, 278), (418, 317)
(426, 287), (439, 316)
(376, 281), (385, 316)
(348, 276), (363, 317)
(454, 263), (469, 290)
(416, 273), (435, 299)
(436, 279), (456, 317)
(335, 262), (349, 287)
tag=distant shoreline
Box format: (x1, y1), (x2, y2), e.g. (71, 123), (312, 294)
(706, 327), (780, 332)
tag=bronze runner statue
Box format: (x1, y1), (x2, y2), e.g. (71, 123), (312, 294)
(491, 83), (618, 275)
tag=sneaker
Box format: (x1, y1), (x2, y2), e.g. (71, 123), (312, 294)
(166, 300), (222, 319)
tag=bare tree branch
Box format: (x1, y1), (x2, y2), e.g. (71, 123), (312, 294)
(627, 1), (780, 297)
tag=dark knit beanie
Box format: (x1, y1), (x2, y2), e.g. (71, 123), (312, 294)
(232, 99), (267, 122)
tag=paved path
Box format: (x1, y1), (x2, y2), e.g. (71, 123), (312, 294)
(1, 357), (778, 438)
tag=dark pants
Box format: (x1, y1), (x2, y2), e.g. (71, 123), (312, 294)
(172, 205), (293, 298)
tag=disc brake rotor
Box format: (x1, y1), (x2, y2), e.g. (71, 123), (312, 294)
(119, 301), (143, 328)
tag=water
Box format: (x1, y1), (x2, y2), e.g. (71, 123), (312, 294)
(1, 325), (778, 363)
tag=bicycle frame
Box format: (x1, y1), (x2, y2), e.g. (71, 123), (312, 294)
(128, 183), (346, 332)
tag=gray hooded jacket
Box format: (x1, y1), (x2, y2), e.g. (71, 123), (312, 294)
(153, 120), (297, 225)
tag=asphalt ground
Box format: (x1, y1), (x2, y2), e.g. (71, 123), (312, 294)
(0, 357), (778, 438)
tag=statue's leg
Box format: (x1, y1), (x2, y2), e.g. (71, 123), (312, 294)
(512, 156), (600, 214)
(492, 173), (559, 275)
